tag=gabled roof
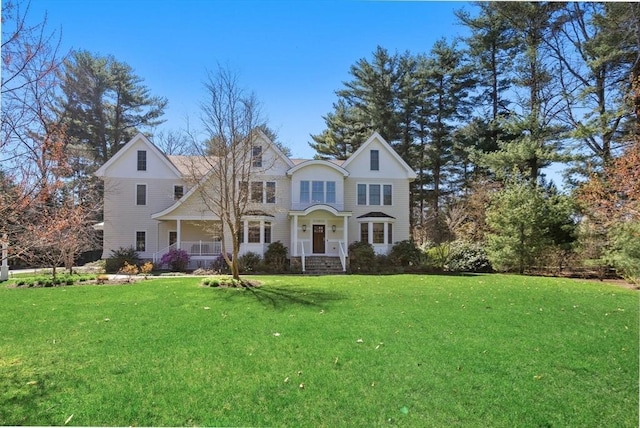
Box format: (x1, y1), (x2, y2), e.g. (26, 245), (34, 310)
(254, 128), (296, 169)
(167, 155), (217, 178)
(152, 129), (292, 220)
(94, 133), (182, 178)
(341, 132), (417, 179)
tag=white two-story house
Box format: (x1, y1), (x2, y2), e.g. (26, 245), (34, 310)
(95, 131), (416, 272)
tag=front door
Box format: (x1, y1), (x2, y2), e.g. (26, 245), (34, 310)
(312, 225), (325, 254)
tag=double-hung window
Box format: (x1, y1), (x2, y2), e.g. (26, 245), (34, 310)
(300, 181), (310, 203)
(136, 231), (146, 251)
(249, 181), (276, 203)
(136, 184), (147, 206)
(311, 181), (324, 203)
(357, 184), (367, 205)
(359, 222), (393, 245)
(266, 182), (276, 203)
(369, 184), (381, 205)
(137, 150), (147, 171)
(383, 185), (392, 205)
(326, 181), (336, 204)
(252, 146), (262, 167)
(370, 150), (379, 171)
(251, 182), (264, 203)
(248, 221), (261, 243)
(357, 184), (392, 206)
(174, 185), (184, 200)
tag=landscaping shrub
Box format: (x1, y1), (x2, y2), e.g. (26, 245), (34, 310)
(348, 241), (376, 273)
(105, 247), (140, 273)
(160, 248), (190, 272)
(604, 221), (640, 284)
(264, 241), (288, 272)
(389, 240), (423, 267)
(421, 243), (450, 271)
(210, 254), (231, 274)
(238, 252), (262, 273)
(446, 240), (493, 273)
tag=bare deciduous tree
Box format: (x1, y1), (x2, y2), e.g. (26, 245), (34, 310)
(189, 66), (265, 280)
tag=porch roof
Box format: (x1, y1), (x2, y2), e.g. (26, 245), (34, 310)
(288, 204), (352, 217)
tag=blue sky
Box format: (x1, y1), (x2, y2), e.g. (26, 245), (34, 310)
(28, 0), (471, 158)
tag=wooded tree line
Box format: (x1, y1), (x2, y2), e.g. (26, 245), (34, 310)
(1, 1), (638, 281)
(310, 2), (639, 281)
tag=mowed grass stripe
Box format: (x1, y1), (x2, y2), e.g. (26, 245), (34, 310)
(0, 274), (637, 427)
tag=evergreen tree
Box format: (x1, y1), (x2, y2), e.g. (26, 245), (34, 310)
(487, 171), (578, 275)
(416, 40), (475, 242)
(456, 2), (518, 153)
(308, 100), (368, 160)
(57, 50), (168, 166)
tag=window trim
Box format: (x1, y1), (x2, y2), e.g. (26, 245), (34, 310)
(173, 184), (184, 200)
(356, 183), (393, 206)
(358, 220), (394, 246)
(252, 145), (263, 168)
(370, 149), (379, 171)
(238, 220), (273, 244)
(135, 231), (146, 252)
(135, 183), (147, 206)
(137, 150), (147, 171)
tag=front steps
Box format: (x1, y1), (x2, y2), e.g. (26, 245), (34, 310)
(303, 256), (345, 275)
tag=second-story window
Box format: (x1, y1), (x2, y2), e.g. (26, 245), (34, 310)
(249, 181), (276, 203)
(357, 184), (393, 206)
(370, 149), (379, 171)
(311, 181), (324, 203)
(251, 182), (263, 202)
(137, 150), (147, 171)
(136, 184), (147, 205)
(266, 182), (276, 203)
(252, 145), (262, 168)
(300, 180), (336, 204)
(300, 181), (310, 203)
(174, 185), (184, 200)
(326, 181), (336, 204)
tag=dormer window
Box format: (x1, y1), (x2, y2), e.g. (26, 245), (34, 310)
(252, 145), (262, 168)
(137, 150), (147, 171)
(370, 149), (379, 171)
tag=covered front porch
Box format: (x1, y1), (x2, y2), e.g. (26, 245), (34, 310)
(289, 204), (352, 272)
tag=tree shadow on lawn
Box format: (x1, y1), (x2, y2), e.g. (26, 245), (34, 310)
(239, 285), (346, 311)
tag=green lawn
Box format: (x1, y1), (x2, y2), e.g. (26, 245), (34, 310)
(1, 274), (637, 427)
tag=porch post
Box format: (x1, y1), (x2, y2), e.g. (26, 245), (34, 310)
(342, 216), (348, 250)
(176, 219), (182, 249)
(292, 215), (298, 256)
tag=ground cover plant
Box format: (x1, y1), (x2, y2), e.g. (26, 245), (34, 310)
(0, 275), (637, 427)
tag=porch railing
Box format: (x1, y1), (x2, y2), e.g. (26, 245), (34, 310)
(152, 243), (177, 264)
(182, 240), (222, 256)
(338, 241), (347, 272)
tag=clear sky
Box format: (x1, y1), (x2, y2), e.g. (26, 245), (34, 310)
(27, 0), (471, 159)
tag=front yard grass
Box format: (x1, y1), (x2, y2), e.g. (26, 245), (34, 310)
(0, 274), (637, 427)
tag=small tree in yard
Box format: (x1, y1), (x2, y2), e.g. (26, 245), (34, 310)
(485, 177), (550, 274)
(188, 65), (269, 281)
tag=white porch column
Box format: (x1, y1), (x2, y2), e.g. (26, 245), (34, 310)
(292, 215), (299, 256)
(342, 216), (348, 249)
(176, 219), (182, 249)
